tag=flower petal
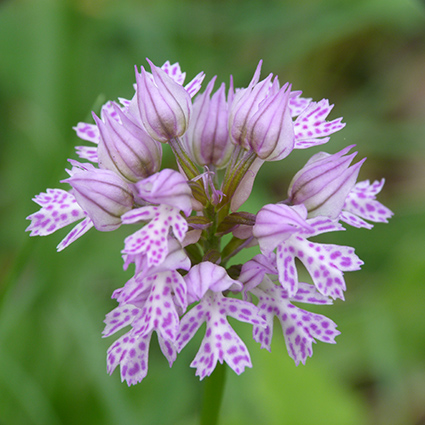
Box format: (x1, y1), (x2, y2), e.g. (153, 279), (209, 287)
(26, 189), (86, 236)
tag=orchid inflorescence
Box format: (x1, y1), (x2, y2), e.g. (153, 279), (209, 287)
(26, 59), (392, 385)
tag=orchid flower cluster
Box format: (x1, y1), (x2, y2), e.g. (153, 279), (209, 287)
(26, 59), (392, 385)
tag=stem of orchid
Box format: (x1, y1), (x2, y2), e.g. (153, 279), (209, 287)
(168, 137), (200, 180)
(221, 236), (254, 266)
(200, 362), (227, 425)
(168, 137), (207, 203)
(221, 150), (256, 201)
(217, 150), (257, 224)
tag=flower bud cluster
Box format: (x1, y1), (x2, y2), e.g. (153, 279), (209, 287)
(26, 58), (392, 385)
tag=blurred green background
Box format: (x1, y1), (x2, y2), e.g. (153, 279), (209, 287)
(1, 0), (425, 424)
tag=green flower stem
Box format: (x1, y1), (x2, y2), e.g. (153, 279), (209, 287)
(217, 150), (257, 225)
(221, 236), (254, 266)
(168, 137), (206, 203)
(200, 362), (227, 425)
(168, 137), (200, 180)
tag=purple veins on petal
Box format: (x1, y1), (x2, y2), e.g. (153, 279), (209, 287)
(239, 253), (277, 294)
(304, 216), (345, 237)
(63, 165), (133, 232)
(159, 60), (205, 97)
(130, 59), (194, 143)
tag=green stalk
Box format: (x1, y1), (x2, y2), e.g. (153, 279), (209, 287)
(168, 137), (207, 204)
(221, 236), (254, 266)
(200, 362), (227, 425)
(168, 137), (200, 181)
(217, 150), (257, 224)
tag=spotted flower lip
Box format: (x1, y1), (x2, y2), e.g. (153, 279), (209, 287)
(26, 58), (392, 386)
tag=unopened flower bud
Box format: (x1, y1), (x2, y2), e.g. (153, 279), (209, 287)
(245, 83), (294, 161)
(229, 62), (295, 161)
(184, 77), (233, 168)
(63, 167), (133, 231)
(130, 59), (192, 143)
(94, 105), (162, 182)
(288, 145), (365, 218)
